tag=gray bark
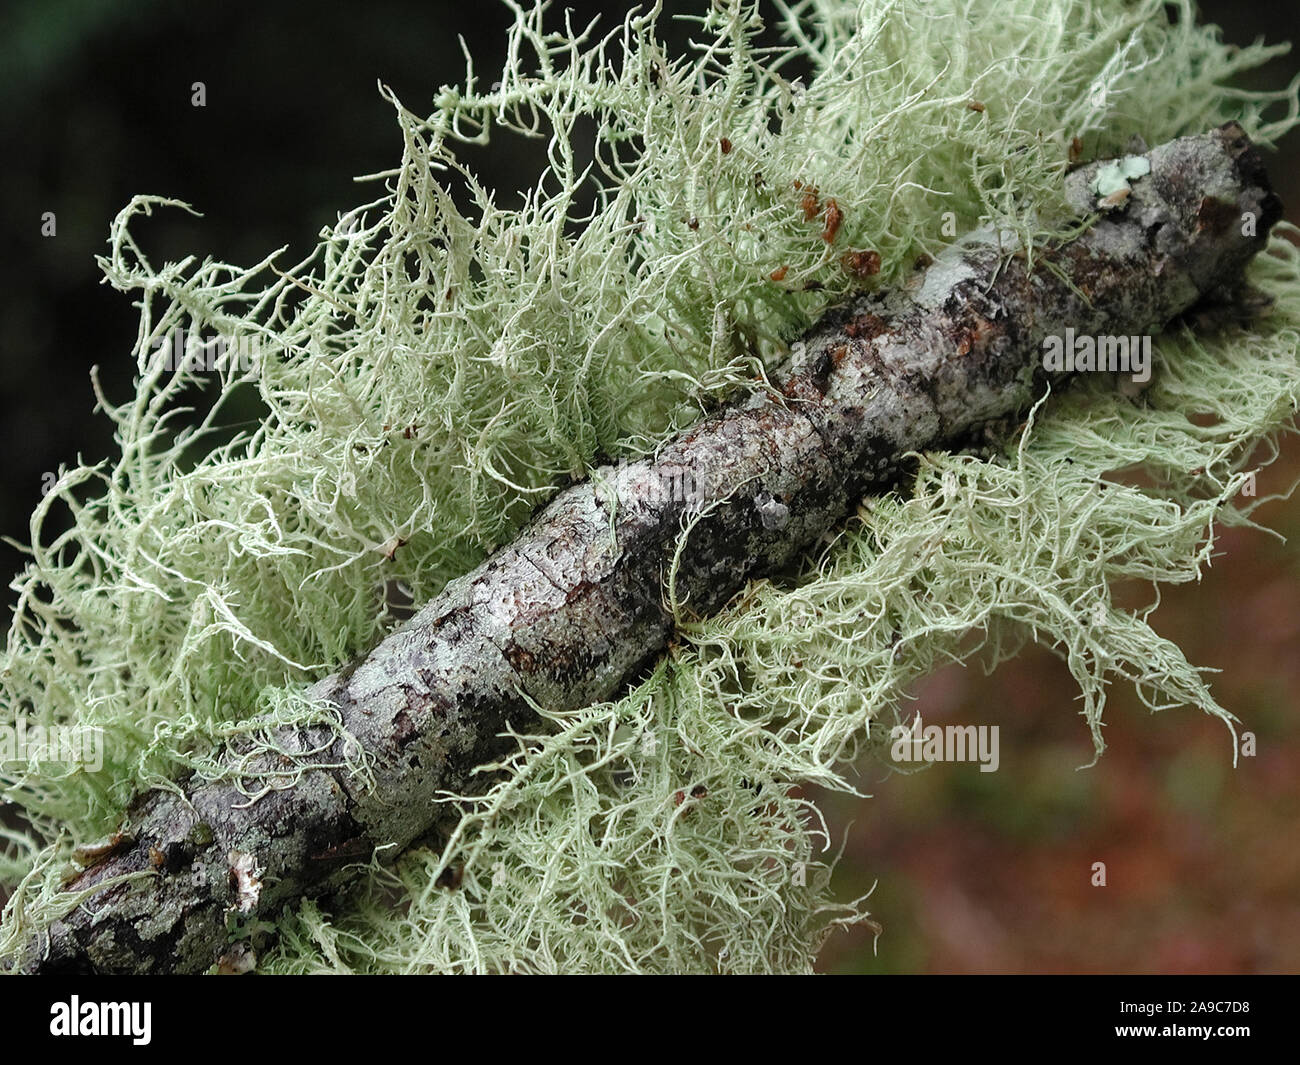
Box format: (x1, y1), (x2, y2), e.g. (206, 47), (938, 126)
(14, 123), (1280, 974)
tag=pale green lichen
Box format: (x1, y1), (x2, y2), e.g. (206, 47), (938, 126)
(2, 0), (1299, 973)
(1091, 154), (1152, 197)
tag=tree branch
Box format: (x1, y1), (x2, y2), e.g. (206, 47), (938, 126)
(16, 123), (1281, 974)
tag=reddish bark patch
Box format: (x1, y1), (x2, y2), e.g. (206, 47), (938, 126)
(1197, 196), (1239, 236)
(393, 708), (418, 748)
(845, 313), (887, 340)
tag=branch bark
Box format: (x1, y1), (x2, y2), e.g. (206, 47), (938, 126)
(16, 123), (1281, 974)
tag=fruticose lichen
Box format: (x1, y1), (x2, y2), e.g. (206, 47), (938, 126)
(3, 0), (1299, 973)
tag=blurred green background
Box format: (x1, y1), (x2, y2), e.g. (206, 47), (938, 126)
(0, 0), (1296, 973)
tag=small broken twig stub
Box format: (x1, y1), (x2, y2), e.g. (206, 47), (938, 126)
(16, 123), (1281, 973)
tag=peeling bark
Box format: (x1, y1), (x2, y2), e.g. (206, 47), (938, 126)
(15, 123), (1281, 974)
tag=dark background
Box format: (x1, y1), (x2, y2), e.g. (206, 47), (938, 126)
(2, 0), (1297, 972)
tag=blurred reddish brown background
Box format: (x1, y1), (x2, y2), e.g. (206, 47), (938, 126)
(815, 3), (1300, 972)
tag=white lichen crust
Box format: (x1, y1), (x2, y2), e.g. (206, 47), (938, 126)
(19, 124), (1279, 974)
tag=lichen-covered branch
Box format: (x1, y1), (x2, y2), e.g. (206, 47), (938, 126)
(17, 124), (1280, 974)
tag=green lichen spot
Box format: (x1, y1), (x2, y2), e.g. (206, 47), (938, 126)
(1092, 155), (1153, 198)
